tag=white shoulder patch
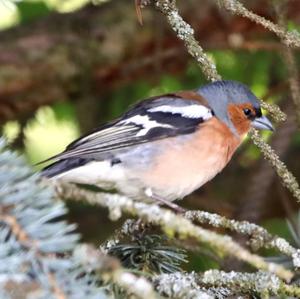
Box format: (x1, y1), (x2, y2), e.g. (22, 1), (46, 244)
(148, 104), (213, 120)
(120, 115), (173, 136)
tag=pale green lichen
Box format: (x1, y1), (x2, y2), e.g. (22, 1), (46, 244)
(185, 210), (300, 266)
(260, 101), (287, 123)
(155, 271), (300, 298)
(155, 0), (221, 81)
(202, 270), (300, 298)
(154, 272), (215, 299)
(58, 184), (293, 282)
(250, 128), (300, 202)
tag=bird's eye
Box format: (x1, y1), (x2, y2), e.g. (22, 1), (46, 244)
(243, 108), (252, 117)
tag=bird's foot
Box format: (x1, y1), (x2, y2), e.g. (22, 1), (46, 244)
(145, 188), (186, 213)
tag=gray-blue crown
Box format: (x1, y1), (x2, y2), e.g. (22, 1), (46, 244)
(197, 80), (260, 132)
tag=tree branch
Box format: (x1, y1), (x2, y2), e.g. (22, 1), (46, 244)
(154, 271), (300, 298)
(74, 244), (158, 299)
(154, 0), (221, 81)
(273, 1), (300, 125)
(219, 0), (300, 48)
(250, 128), (300, 202)
(201, 270), (300, 297)
(185, 210), (300, 267)
(57, 183), (293, 281)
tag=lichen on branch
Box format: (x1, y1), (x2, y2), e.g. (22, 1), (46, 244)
(185, 210), (300, 267)
(250, 128), (300, 202)
(154, 0), (221, 81)
(57, 183), (293, 282)
(154, 270), (300, 298)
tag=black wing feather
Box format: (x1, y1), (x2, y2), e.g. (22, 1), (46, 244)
(40, 93), (213, 165)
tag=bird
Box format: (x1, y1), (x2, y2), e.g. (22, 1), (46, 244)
(41, 80), (273, 210)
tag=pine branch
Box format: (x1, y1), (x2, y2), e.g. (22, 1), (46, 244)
(0, 139), (106, 299)
(107, 232), (187, 274)
(0, 138), (164, 299)
(102, 219), (187, 274)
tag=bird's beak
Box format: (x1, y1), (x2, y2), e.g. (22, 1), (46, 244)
(251, 115), (274, 131)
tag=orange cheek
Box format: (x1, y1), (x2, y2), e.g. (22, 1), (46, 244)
(234, 118), (251, 136)
(227, 104), (252, 136)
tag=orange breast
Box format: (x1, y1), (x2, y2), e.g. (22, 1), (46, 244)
(140, 118), (241, 200)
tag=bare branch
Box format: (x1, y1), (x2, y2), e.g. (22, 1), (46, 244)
(185, 210), (300, 267)
(250, 128), (300, 202)
(201, 270), (300, 297)
(259, 101), (287, 123)
(154, 0), (221, 81)
(57, 183), (293, 281)
(154, 272), (219, 298)
(273, 1), (300, 125)
(219, 0), (300, 48)
(155, 271), (300, 298)
(282, 48), (300, 124)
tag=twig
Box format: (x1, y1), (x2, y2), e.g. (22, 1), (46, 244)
(154, 271), (300, 298)
(282, 48), (300, 124)
(154, 272), (218, 299)
(47, 273), (67, 299)
(259, 101), (287, 123)
(201, 270), (300, 298)
(154, 0), (221, 81)
(249, 128), (300, 202)
(218, 0), (300, 48)
(0, 215), (31, 244)
(73, 244), (158, 299)
(273, 1), (300, 125)
(57, 183), (293, 282)
(185, 210), (300, 267)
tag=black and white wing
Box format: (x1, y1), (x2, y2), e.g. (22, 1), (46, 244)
(41, 92), (213, 176)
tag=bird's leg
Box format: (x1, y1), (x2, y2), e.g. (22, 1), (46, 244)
(145, 188), (186, 213)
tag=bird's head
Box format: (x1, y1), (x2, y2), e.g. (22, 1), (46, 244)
(197, 80), (274, 136)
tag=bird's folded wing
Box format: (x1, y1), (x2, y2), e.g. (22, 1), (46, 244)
(43, 93), (214, 162)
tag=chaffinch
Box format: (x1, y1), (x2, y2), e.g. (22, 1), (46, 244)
(41, 80), (273, 209)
